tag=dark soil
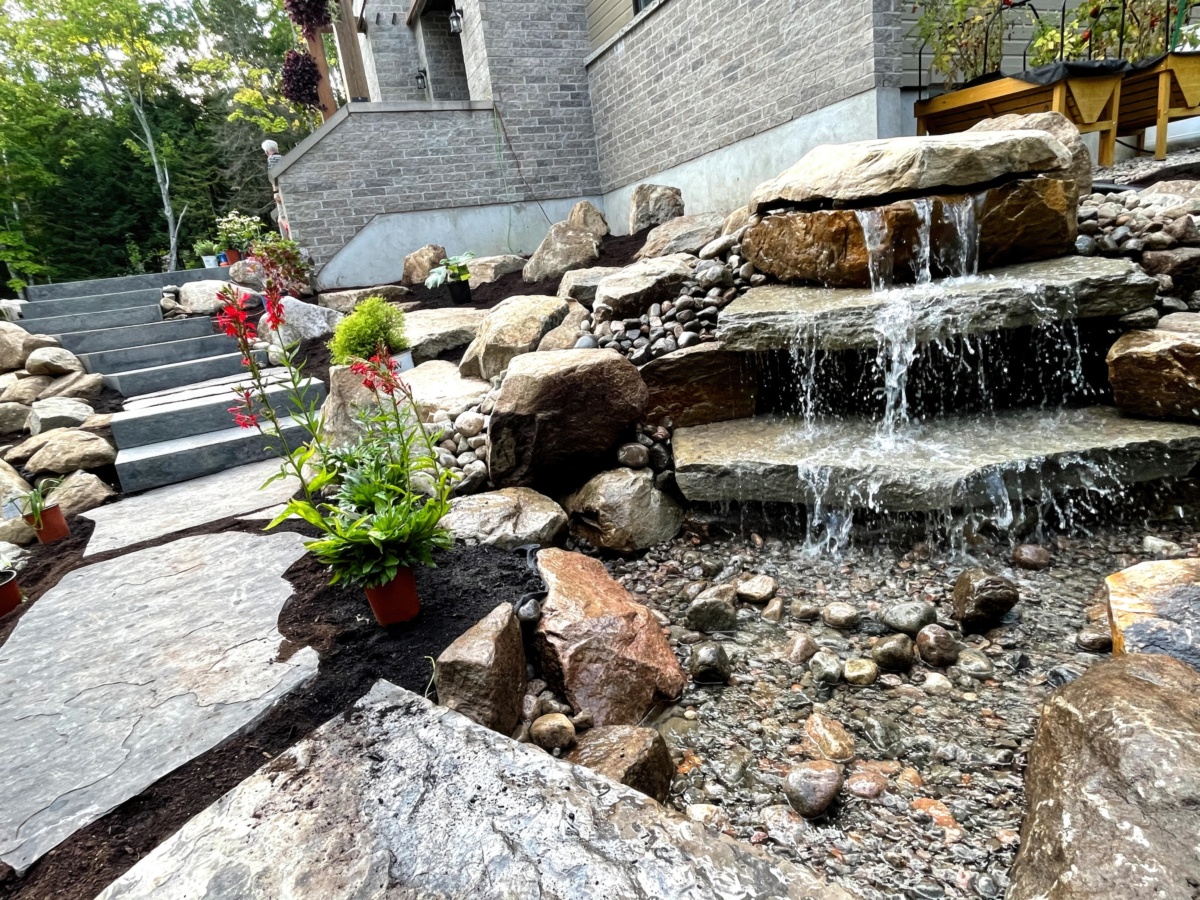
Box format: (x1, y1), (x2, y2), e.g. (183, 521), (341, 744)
(0, 521), (542, 900)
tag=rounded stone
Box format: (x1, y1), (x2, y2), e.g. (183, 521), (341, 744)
(843, 658), (879, 686)
(955, 648), (995, 680)
(872, 633), (915, 671)
(453, 410), (485, 439)
(1012, 543), (1052, 570)
(736, 574), (777, 604)
(785, 632), (819, 665)
(573, 334), (599, 349)
(790, 599), (820, 620)
(809, 650), (843, 685)
(685, 594), (738, 633)
(530, 713), (576, 751)
(923, 672), (954, 695)
(689, 642), (732, 684)
(916, 624), (960, 667)
(881, 601), (937, 636)
(783, 760), (843, 818)
(952, 568), (1019, 631)
(805, 712), (855, 761)
(844, 769), (888, 799)
(821, 602), (861, 629)
(616, 443), (650, 469)
(1076, 625), (1113, 652)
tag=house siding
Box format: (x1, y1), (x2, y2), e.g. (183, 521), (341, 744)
(587, 0), (633, 49)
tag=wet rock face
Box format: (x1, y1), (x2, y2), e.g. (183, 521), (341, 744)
(1010, 654), (1200, 899)
(952, 568), (1019, 632)
(1106, 559), (1200, 669)
(434, 604), (526, 736)
(564, 467), (682, 554)
(639, 343), (758, 428)
(1108, 328), (1200, 422)
(565, 725), (674, 802)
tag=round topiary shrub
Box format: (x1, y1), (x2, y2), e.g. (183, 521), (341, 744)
(328, 295), (409, 364)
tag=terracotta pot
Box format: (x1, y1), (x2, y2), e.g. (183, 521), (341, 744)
(364, 568), (419, 626)
(23, 503), (69, 545)
(223, 248), (242, 264)
(0, 571), (20, 618)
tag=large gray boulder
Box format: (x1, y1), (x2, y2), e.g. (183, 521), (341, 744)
(25, 429), (116, 475)
(557, 266), (624, 307)
(317, 284), (411, 315)
(458, 296), (568, 381)
(434, 604), (526, 736)
(179, 280), (262, 315)
(593, 255), (695, 318)
(564, 468), (683, 554)
(260, 297), (343, 347)
(629, 184), (685, 233)
(523, 223), (601, 283)
(465, 255), (525, 285)
(28, 397), (92, 435)
(439, 488), (567, 550)
(25, 347), (83, 377)
(405, 307), (489, 364)
(636, 213), (725, 259)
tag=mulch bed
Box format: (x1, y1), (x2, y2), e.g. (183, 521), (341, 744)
(0, 514), (543, 900)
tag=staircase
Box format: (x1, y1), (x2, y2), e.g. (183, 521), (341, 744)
(22, 269), (327, 493)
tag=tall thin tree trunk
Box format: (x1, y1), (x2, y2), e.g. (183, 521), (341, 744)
(127, 93), (185, 271)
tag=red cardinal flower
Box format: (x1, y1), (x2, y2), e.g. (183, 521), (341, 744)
(265, 297), (286, 331)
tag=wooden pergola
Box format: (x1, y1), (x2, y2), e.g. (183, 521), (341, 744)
(1117, 53), (1200, 159)
(307, 0), (373, 121)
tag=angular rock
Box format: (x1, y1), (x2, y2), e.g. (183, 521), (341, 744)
(537, 301), (588, 351)
(785, 632), (819, 664)
(1009, 654), (1200, 899)
(440, 488), (567, 550)
(4, 429), (61, 466)
(1105, 558), (1200, 670)
(317, 284), (411, 315)
(523, 223), (601, 283)
(686, 584), (739, 633)
(1013, 543), (1052, 570)
(466, 254), (525, 285)
(28, 397), (92, 435)
(593, 255), (694, 318)
(179, 280), (262, 315)
(1108, 329), (1200, 421)
(0, 458), (30, 499)
(689, 641), (733, 682)
(636, 213), (725, 260)
(228, 258), (266, 290)
(952, 568), (1019, 631)
(459, 295), (569, 381)
(533, 548), (686, 726)
(435, 603), (526, 736)
(320, 364), (377, 448)
(629, 184), (685, 234)
(1142, 246), (1200, 296)
(24, 429), (116, 476)
(976, 176), (1077, 269)
(968, 110), (1092, 195)
(0, 376), (53, 406)
(640, 343), (757, 427)
(0, 324), (29, 370)
(45, 469), (115, 518)
(260, 297), (343, 347)
(0, 402), (29, 434)
(721, 204), (753, 236)
(565, 725), (672, 802)
(406, 307), (488, 364)
(21, 333), (59, 357)
(881, 600), (936, 636)
(748, 131), (1072, 213)
(556, 266), (624, 307)
(809, 651), (843, 684)
(737, 574), (777, 604)
(566, 200), (610, 238)
(564, 467), (683, 554)
(405, 360), (490, 422)
(1157, 311), (1200, 335)
(402, 243), (446, 286)
(24, 347), (82, 377)
(36, 371), (104, 401)
(784, 760), (843, 818)
(488, 350), (648, 489)
(94, 682), (850, 900)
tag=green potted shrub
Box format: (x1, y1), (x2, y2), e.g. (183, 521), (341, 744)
(0, 555), (21, 619)
(193, 240), (219, 269)
(216, 210), (266, 265)
(18, 478), (68, 545)
(328, 295), (413, 370)
(425, 252), (475, 304)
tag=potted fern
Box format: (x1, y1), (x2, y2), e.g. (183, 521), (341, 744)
(425, 252), (476, 304)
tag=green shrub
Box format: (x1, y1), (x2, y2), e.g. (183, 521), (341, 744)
(328, 295), (409, 364)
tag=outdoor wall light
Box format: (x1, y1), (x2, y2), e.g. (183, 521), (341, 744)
(448, 7), (463, 34)
(415, 68), (428, 91)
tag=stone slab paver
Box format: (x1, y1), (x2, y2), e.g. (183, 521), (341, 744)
(0, 531), (316, 875)
(95, 681), (851, 900)
(83, 460), (300, 556)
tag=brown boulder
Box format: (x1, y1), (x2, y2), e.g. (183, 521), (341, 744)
(1107, 329), (1200, 421)
(24, 429), (116, 475)
(565, 725), (674, 802)
(1009, 654), (1200, 898)
(977, 175), (1077, 269)
(458, 296), (569, 381)
(537, 302), (588, 351)
(640, 343), (758, 428)
(566, 200), (609, 238)
(401, 244), (446, 287)
(488, 349), (648, 489)
(1106, 558), (1200, 670)
(523, 223), (601, 283)
(435, 603), (526, 736)
(533, 548), (686, 726)
(1142, 246), (1200, 296)
(0, 377), (53, 406)
(563, 467), (683, 553)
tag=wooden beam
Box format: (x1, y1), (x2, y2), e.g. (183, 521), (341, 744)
(406, 0), (427, 28)
(305, 33), (338, 122)
(333, 0), (371, 102)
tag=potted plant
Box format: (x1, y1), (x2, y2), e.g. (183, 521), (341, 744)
(0, 557), (21, 619)
(425, 252), (476, 304)
(18, 479), (68, 545)
(194, 239), (220, 268)
(216, 210), (266, 265)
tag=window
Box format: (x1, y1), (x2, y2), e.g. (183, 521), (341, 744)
(633, 0), (652, 12)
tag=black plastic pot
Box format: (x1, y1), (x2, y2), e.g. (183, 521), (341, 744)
(447, 280), (472, 304)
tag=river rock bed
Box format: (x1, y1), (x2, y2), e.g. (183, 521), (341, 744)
(606, 520), (1200, 900)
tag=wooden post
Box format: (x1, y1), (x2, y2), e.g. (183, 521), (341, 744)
(1156, 69), (1172, 161)
(333, 0), (371, 102)
(305, 33), (338, 122)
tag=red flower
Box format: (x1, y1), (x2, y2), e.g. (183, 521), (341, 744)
(265, 297), (286, 331)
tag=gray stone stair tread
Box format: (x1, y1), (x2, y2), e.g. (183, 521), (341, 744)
(94, 681), (851, 900)
(122, 367), (291, 408)
(84, 459), (302, 555)
(25, 304), (162, 335)
(19, 288), (162, 320)
(673, 407), (1200, 511)
(52, 317), (214, 355)
(0, 530), (316, 876)
(23, 266), (227, 302)
(718, 256), (1158, 352)
(102, 350), (266, 397)
(78, 334), (240, 375)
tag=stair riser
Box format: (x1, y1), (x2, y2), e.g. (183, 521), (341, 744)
(103, 352), (265, 397)
(24, 267), (228, 302)
(20, 289), (163, 320)
(116, 421), (309, 493)
(79, 335), (239, 375)
(30, 306), (162, 335)
(54, 318), (214, 355)
(112, 381), (328, 449)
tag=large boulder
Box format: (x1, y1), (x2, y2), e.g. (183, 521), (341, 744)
(566, 200), (610, 238)
(260, 297), (343, 347)
(459, 296), (569, 381)
(523, 223), (601, 284)
(629, 184), (684, 233)
(557, 266), (624, 308)
(968, 110), (1092, 195)
(405, 307), (489, 364)
(748, 131), (1073, 213)
(0, 403), (30, 434)
(465, 255), (525, 285)
(434, 603), (526, 736)
(0, 458), (31, 499)
(488, 350), (648, 488)
(405, 360), (490, 421)
(25, 347), (83, 377)
(1105, 558), (1200, 669)
(564, 468), (683, 554)
(228, 258), (266, 291)
(0, 323), (29, 370)
(592, 255), (695, 317)
(1108, 329), (1200, 421)
(1157, 311), (1200, 335)
(37, 372), (103, 401)
(320, 365), (377, 448)
(537, 302), (588, 351)
(1009, 654), (1200, 898)
(0, 377), (53, 406)
(533, 548), (686, 726)
(439, 488), (567, 550)
(636, 213), (725, 259)
(4, 429), (62, 466)
(565, 725), (674, 802)
(25, 430), (116, 476)
(1141, 247), (1200, 296)
(46, 470), (115, 517)
(977, 176), (1077, 269)
(640, 343), (757, 427)
(317, 284), (411, 315)
(28, 397), (92, 435)
(179, 280), (262, 315)
(402, 243), (446, 286)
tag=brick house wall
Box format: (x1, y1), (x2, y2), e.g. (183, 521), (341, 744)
(420, 12), (471, 101)
(360, 3), (427, 102)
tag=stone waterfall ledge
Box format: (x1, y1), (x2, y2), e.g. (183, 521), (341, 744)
(0, 531), (316, 876)
(95, 682), (854, 900)
(673, 407), (1200, 511)
(717, 256), (1157, 352)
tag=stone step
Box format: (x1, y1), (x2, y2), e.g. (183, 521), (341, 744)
(115, 415), (308, 493)
(78, 334), (240, 375)
(718, 256), (1158, 353)
(23, 266), (228, 302)
(111, 377), (327, 449)
(53, 317), (214, 355)
(122, 367), (292, 406)
(26, 304), (162, 335)
(673, 407), (1200, 512)
(102, 350), (266, 397)
(19, 288), (163, 320)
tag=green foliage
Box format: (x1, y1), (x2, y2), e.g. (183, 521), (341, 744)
(17, 477), (63, 531)
(425, 252), (476, 289)
(217, 209), (266, 252)
(328, 296), (409, 364)
(1029, 0), (1199, 66)
(910, 0), (1007, 87)
(193, 239), (218, 256)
